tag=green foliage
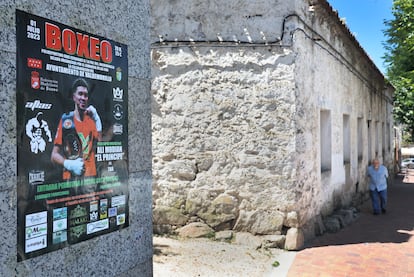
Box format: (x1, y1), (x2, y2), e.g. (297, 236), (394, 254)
(401, 131), (414, 146)
(205, 231), (216, 239)
(272, 260), (280, 267)
(384, 0), (414, 137)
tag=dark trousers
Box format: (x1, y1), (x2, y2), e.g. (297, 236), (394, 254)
(370, 189), (387, 214)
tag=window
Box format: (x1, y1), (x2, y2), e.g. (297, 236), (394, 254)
(387, 123), (391, 151)
(320, 110), (331, 172)
(382, 122), (386, 158)
(375, 121), (379, 157)
(357, 117), (363, 161)
(343, 114), (350, 164)
(367, 120), (372, 163)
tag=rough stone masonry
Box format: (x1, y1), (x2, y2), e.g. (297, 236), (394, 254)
(152, 45), (301, 240)
(150, 0), (394, 250)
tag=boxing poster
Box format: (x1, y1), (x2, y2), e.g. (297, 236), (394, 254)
(16, 10), (129, 261)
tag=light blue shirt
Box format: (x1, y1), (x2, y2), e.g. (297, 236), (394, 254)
(367, 165), (389, 191)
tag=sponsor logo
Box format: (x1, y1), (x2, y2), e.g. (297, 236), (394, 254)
(53, 218), (67, 232)
(39, 77), (59, 93)
(108, 207), (117, 217)
(111, 195), (126, 207)
(69, 205), (88, 227)
(25, 223), (47, 240)
(87, 219), (109, 235)
(25, 100), (52, 111)
(69, 216), (88, 227)
(113, 123), (123, 135)
(29, 170), (45, 185)
(100, 199), (108, 219)
(53, 207), (67, 220)
(117, 214), (126, 225)
(25, 235), (47, 253)
(90, 200), (99, 221)
(69, 224), (86, 239)
(70, 205), (87, 219)
(116, 67), (122, 81)
(26, 112), (52, 154)
(26, 211), (47, 227)
(117, 205), (125, 214)
(63, 118), (74, 129)
(90, 210), (98, 222)
(27, 58), (42, 69)
(31, 71), (40, 89)
(113, 104), (124, 120)
(113, 87), (123, 101)
(53, 230), (67, 244)
(90, 201), (98, 211)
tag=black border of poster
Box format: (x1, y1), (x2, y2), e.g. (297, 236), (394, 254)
(16, 10), (129, 261)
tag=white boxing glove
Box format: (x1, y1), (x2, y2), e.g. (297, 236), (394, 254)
(86, 105), (102, 132)
(63, 158), (84, 176)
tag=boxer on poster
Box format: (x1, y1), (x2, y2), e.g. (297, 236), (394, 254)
(51, 78), (102, 180)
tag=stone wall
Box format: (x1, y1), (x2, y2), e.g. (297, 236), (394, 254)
(1, 2), (152, 276)
(152, 45), (299, 235)
(151, 0), (394, 246)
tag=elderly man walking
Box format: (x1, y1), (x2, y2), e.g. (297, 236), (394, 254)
(367, 158), (389, 215)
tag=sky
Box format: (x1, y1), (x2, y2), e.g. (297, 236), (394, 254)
(327, 0), (394, 74)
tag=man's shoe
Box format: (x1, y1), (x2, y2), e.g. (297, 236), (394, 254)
(382, 209), (387, 214)
(373, 211), (380, 215)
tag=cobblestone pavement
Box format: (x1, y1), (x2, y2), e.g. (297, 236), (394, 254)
(288, 172), (414, 276)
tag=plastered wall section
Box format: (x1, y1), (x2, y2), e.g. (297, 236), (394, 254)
(151, 0), (297, 43)
(0, 1), (152, 276)
(292, 0), (394, 227)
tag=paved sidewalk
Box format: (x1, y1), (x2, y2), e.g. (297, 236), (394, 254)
(287, 173), (414, 276)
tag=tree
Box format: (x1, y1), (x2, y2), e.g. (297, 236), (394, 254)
(383, 0), (414, 140)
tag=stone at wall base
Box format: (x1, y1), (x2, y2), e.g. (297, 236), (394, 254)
(177, 222), (215, 238)
(261, 234), (286, 249)
(314, 215), (326, 236)
(323, 207), (359, 233)
(324, 217), (341, 233)
(215, 230), (234, 241)
(284, 211), (299, 228)
(153, 206), (189, 226)
(233, 209), (284, 235)
(284, 228), (304, 250)
(234, 232), (263, 249)
(153, 224), (173, 235)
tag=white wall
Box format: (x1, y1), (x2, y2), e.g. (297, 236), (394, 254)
(293, 0), (394, 226)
